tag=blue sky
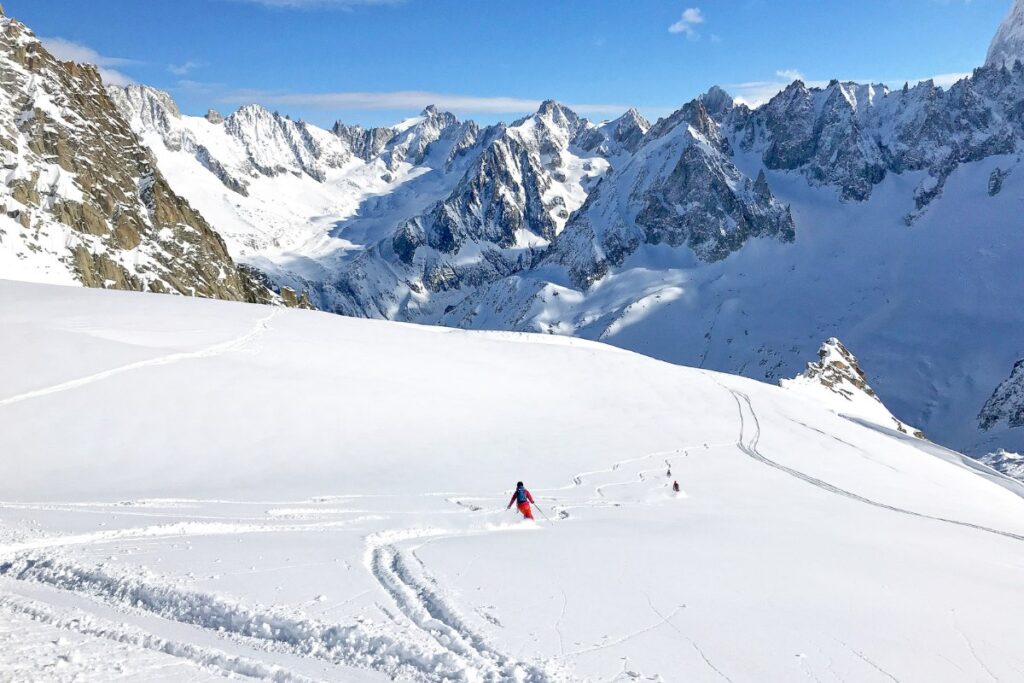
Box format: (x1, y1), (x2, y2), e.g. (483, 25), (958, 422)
(4, 0), (1012, 127)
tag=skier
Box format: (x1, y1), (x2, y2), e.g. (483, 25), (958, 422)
(672, 480), (681, 494)
(507, 481), (535, 520)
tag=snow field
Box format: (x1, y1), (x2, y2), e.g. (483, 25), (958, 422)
(2, 280), (1024, 681)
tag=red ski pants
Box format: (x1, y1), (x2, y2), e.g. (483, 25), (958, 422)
(517, 501), (534, 519)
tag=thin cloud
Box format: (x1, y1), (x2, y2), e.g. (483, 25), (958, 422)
(169, 60), (204, 76)
(775, 69), (805, 82)
(215, 89), (632, 115)
(175, 80), (224, 95)
(668, 8), (704, 39)
(39, 36), (137, 86)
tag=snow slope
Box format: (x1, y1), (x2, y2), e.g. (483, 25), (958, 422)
(2, 280), (1024, 681)
(445, 151), (1024, 456)
(988, 0), (1024, 66)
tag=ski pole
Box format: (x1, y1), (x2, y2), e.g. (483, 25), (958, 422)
(533, 503), (554, 523)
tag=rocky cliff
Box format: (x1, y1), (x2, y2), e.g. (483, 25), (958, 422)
(0, 10), (273, 302)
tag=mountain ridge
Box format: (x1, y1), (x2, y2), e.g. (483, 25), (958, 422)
(3, 4), (1024, 459)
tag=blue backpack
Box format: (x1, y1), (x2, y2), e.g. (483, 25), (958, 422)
(515, 486), (528, 503)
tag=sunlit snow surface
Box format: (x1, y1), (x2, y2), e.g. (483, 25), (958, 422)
(2, 281), (1024, 681)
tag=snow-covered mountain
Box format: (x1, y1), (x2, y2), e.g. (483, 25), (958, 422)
(3, 280), (1024, 681)
(988, 0), (1024, 66)
(0, 10), (273, 303)
(3, 3), (1024, 458)
(88, 73), (1024, 457)
(979, 449), (1024, 480)
(979, 359), (1024, 451)
(333, 101), (623, 318)
(781, 338), (924, 438)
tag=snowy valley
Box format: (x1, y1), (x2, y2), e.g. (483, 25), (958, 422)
(2, 4), (1024, 458)
(2, 1), (1024, 679)
(2, 280), (1024, 682)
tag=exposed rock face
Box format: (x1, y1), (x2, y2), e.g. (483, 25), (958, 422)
(334, 100), (613, 317)
(111, 84), (354, 190)
(549, 98), (794, 288)
(979, 359), (1024, 431)
(332, 121), (396, 162)
(575, 108), (651, 156)
(723, 69), (1024, 215)
(222, 104), (351, 181)
(0, 14), (273, 302)
(977, 450), (1024, 481)
(791, 338), (878, 400)
(781, 339), (924, 438)
(987, 0), (1024, 67)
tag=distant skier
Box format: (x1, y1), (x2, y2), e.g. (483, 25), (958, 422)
(672, 480), (681, 494)
(507, 481), (535, 520)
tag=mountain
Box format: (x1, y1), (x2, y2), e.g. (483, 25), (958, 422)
(333, 100), (618, 318)
(979, 359), (1024, 448)
(3, 279), (1024, 681)
(97, 74), (1024, 457)
(988, 0), (1024, 66)
(781, 338), (924, 438)
(4, 4), (1024, 458)
(978, 449), (1024, 480)
(108, 84), (504, 310)
(0, 10), (273, 303)
(545, 95), (794, 289)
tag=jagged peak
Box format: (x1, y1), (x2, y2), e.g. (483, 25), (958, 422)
(988, 0), (1024, 66)
(616, 107), (650, 130)
(107, 83), (181, 120)
(781, 339), (923, 438)
(798, 338), (876, 397)
(225, 103), (288, 128)
(205, 108), (224, 124)
(421, 104), (440, 116)
(699, 85), (735, 118)
(979, 358), (1024, 431)
(536, 99), (581, 125)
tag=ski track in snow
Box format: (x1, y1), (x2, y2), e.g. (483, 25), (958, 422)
(723, 385), (1024, 545)
(364, 527), (568, 682)
(2, 368), (1021, 680)
(0, 308), (280, 408)
(0, 592), (317, 683)
(0, 554), (485, 682)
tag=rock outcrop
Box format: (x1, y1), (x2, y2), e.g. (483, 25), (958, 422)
(977, 450), (1024, 481)
(987, 0), (1024, 67)
(0, 12), (273, 302)
(781, 339), (925, 438)
(979, 359), (1024, 431)
(549, 97), (794, 288)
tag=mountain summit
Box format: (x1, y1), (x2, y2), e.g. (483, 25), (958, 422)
(988, 0), (1024, 66)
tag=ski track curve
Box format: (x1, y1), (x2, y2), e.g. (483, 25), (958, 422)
(364, 528), (570, 682)
(0, 553), (479, 682)
(0, 308), (280, 408)
(0, 592), (318, 683)
(723, 386), (1024, 545)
